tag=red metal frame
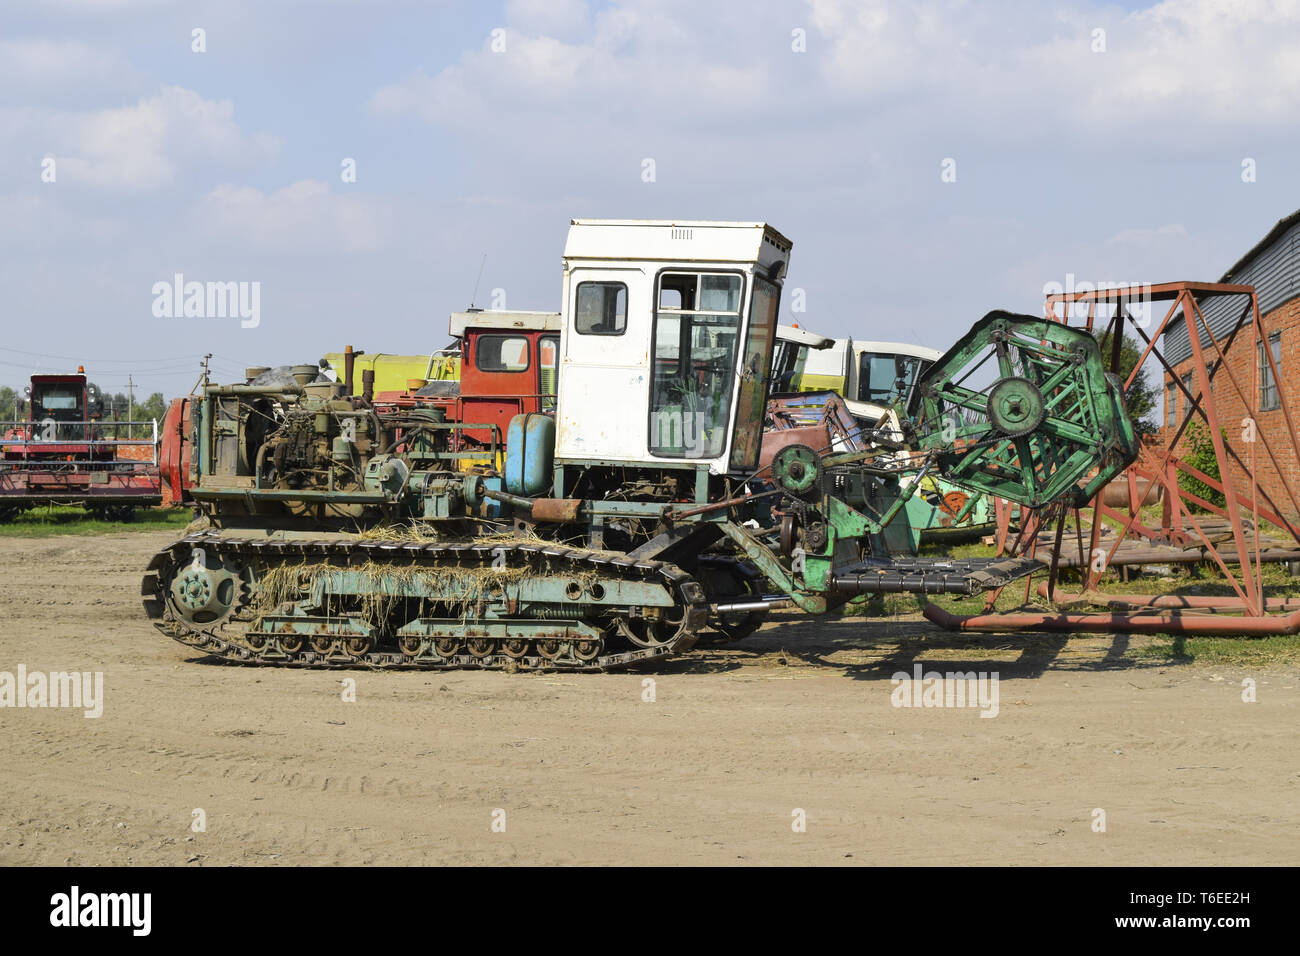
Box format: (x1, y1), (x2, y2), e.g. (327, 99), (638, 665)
(1048, 281), (1300, 615)
(933, 280), (1300, 635)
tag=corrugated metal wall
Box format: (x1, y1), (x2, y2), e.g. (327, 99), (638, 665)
(1164, 220), (1300, 364)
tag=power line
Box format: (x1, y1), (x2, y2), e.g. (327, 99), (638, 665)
(0, 358), (212, 375)
(0, 346), (206, 365)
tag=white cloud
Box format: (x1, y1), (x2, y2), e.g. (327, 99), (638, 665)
(504, 0), (589, 39)
(1106, 224), (1189, 246)
(370, 1), (775, 128)
(13, 0), (174, 12)
(809, 0), (1300, 133)
(0, 86), (279, 191)
(0, 39), (144, 106)
(0, 191), (124, 245)
(193, 180), (391, 254)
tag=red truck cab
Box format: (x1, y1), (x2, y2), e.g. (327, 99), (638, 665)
(375, 310), (561, 453)
(451, 310), (559, 445)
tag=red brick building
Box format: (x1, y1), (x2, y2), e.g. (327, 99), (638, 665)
(1162, 209), (1300, 516)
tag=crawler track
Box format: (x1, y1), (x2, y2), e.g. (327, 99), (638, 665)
(142, 532), (709, 672)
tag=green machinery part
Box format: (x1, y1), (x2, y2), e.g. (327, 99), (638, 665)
(908, 311), (1138, 509)
(770, 443), (823, 499)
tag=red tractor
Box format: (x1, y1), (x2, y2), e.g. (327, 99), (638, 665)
(0, 369), (162, 521)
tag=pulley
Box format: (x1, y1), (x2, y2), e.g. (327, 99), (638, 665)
(771, 444), (823, 499)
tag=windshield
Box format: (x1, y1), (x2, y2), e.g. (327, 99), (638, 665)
(34, 386), (81, 412)
(649, 272), (743, 458)
(858, 353), (927, 406)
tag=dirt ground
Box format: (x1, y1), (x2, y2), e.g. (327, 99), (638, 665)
(1, 529), (1296, 866)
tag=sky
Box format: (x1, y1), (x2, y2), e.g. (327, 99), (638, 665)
(1, 0), (1298, 399)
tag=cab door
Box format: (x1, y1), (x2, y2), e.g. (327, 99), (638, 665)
(459, 331), (532, 450)
(554, 267), (651, 464)
(728, 274), (780, 471)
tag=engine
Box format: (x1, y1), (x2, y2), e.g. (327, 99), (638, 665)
(198, 376), (459, 523)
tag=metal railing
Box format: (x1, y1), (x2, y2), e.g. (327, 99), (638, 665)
(0, 419), (159, 465)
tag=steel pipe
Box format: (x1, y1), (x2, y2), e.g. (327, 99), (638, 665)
(204, 384), (304, 397)
(1044, 546), (1300, 568)
(1036, 580), (1300, 612)
(711, 599), (794, 613)
(923, 602), (1300, 635)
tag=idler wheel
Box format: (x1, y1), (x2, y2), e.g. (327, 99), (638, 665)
(779, 513), (800, 556)
(616, 606), (687, 649)
(987, 377), (1046, 437)
(572, 639), (602, 663)
(344, 636), (373, 658)
(310, 634), (337, 655)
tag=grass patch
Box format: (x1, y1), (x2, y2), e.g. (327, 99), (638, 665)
(1128, 634), (1300, 667)
(852, 538), (1300, 667)
(0, 504), (191, 537)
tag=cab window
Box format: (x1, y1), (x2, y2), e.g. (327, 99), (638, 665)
(539, 335), (559, 412)
(648, 272), (743, 459)
(477, 335), (530, 372)
(859, 352), (925, 406)
(34, 387), (80, 411)
(575, 282), (627, 335)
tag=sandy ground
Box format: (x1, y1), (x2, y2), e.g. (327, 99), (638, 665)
(0, 529), (1297, 866)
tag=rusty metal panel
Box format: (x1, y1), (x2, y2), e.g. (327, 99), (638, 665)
(1166, 217), (1300, 365)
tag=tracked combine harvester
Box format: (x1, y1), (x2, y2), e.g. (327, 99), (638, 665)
(2, 370), (161, 521)
(142, 219), (1139, 671)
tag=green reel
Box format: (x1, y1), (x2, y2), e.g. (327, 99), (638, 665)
(771, 444), (823, 499)
(910, 311), (1139, 509)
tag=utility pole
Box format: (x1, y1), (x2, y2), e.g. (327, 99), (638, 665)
(189, 354), (212, 398)
(127, 375), (135, 439)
